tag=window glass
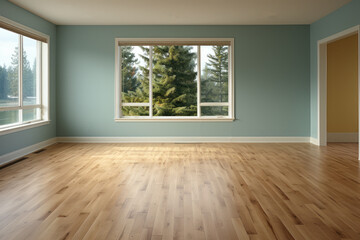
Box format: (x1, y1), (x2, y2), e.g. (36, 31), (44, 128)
(0, 110), (19, 126)
(121, 46), (149, 103)
(152, 45), (197, 116)
(201, 45), (229, 103)
(23, 108), (40, 122)
(117, 41), (232, 119)
(122, 106), (149, 116)
(201, 106), (228, 116)
(0, 28), (19, 107)
(23, 36), (38, 106)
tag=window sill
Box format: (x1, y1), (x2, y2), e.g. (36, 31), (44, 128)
(115, 117), (235, 122)
(0, 120), (50, 136)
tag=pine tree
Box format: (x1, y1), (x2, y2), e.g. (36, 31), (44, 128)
(123, 46), (197, 116)
(201, 46), (229, 115)
(7, 47), (19, 98)
(152, 46), (197, 116)
(121, 46), (150, 116)
(22, 50), (35, 101)
(121, 46), (139, 93)
(6, 47), (34, 103)
(0, 65), (7, 100)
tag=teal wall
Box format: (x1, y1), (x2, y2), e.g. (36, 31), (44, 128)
(0, 0), (56, 155)
(310, 0), (360, 138)
(56, 25), (310, 137)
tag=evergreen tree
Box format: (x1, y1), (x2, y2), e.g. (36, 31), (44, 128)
(7, 47), (20, 98)
(123, 46), (197, 116)
(5, 47), (35, 104)
(121, 46), (139, 93)
(22, 50), (35, 101)
(201, 46), (229, 115)
(152, 46), (197, 116)
(0, 65), (7, 100)
(121, 47), (150, 116)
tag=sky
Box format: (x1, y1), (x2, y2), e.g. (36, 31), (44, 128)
(0, 28), (37, 68)
(131, 45), (214, 75)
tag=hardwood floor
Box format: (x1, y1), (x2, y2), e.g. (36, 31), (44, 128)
(0, 143), (359, 240)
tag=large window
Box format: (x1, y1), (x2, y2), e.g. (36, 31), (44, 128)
(0, 17), (49, 133)
(115, 39), (234, 121)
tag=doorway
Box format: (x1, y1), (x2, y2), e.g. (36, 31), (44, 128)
(317, 26), (360, 159)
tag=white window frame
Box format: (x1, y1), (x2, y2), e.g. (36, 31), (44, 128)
(0, 17), (50, 136)
(114, 38), (235, 122)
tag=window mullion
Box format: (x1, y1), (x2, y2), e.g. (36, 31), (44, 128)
(118, 46), (122, 118)
(197, 46), (201, 118)
(228, 45), (232, 118)
(149, 46), (153, 117)
(19, 35), (23, 124)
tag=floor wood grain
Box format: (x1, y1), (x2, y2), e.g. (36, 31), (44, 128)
(0, 143), (359, 240)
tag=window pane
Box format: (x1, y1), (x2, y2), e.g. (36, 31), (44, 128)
(23, 108), (41, 122)
(152, 45), (197, 116)
(201, 45), (229, 102)
(0, 110), (19, 126)
(201, 106), (228, 116)
(23, 36), (39, 106)
(0, 28), (19, 107)
(122, 106), (149, 116)
(121, 46), (149, 103)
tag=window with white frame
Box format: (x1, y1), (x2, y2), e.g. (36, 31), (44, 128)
(0, 17), (49, 133)
(115, 39), (234, 121)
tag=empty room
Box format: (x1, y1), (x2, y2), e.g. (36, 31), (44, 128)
(0, 0), (359, 239)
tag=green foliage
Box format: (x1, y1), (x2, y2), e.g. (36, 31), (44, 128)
(0, 65), (7, 99)
(201, 46), (229, 115)
(152, 46), (197, 116)
(122, 46), (197, 116)
(7, 47), (19, 97)
(121, 45), (229, 117)
(0, 46), (36, 108)
(201, 46), (228, 102)
(121, 46), (139, 93)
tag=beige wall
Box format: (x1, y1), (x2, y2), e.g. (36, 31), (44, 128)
(327, 34), (358, 133)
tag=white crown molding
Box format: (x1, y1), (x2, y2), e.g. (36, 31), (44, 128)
(0, 138), (57, 167)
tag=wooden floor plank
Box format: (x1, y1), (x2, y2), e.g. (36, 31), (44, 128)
(0, 142), (359, 240)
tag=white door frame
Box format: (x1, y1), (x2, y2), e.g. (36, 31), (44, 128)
(317, 25), (360, 155)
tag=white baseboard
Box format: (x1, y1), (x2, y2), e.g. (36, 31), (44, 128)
(0, 136), (312, 167)
(327, 132), (358, 142)
(310, 137), (320, 145)
(56, 136), (310, 143)
(0, 138), (57, 167)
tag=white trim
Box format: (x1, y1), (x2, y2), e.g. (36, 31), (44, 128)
(0, 16), (50, 42)
(149, 46), (153, 117)
(115, 116), (234, 122)
(114, 38), (235, 121)
(0, 137), (56, 166)
(57, 136), (310, 143)
(0, 16), (51, 130)
(0, 104), (41, 111)
(197, 46), (201, 117)
(327, 133), (358, 143)
(318, 26), (359, 44)
(310, 137), (320, 145)
(317, 25), (360, 152)
(0, 120), (50, 136)
(0, 136), (313, 167)
(200, 102), (229, 106)
(121, 103), (150, 107)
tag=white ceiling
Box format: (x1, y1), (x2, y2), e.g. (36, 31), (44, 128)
(9, 0), (352, 25)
